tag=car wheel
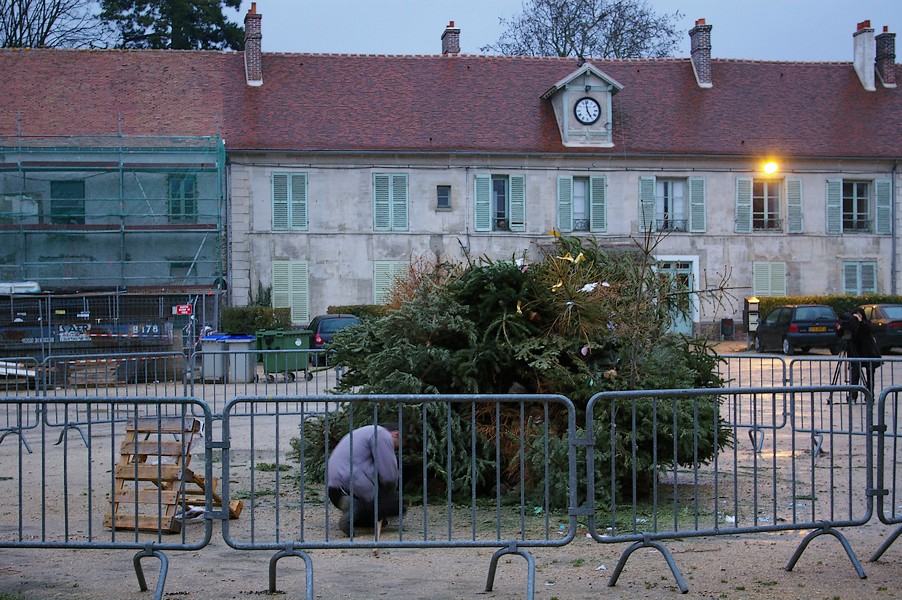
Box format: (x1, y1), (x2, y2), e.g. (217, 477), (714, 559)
(782, 338), (795, 356)
(305, 371), (314, 382)
(830, 345), (841, 355)
(754, 335), (765, 353)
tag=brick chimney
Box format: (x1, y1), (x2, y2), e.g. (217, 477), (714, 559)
(853, 20), (875, 91)
(688, 18), (713, 89)
(244, 2), (263, 87)
(876, 26), (896, 88)
(441, 21), (460, 55)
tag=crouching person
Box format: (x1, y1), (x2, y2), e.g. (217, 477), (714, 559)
(327, 422), (402, 536)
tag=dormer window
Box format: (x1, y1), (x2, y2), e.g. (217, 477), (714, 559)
(542, 63), (623, 148)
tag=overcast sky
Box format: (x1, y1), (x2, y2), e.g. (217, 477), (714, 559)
(229, 1), (901, 61)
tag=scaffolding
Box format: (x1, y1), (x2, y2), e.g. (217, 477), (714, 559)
(0, 134), (226, 291)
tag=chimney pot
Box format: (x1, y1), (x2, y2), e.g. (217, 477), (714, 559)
(689, 18), (713, 88)
(250, 2), (256, 14)
(857, 20), (871, 30)
(442, 21), (461, 55)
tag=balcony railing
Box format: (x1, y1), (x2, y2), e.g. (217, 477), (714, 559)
(752, 218), (783, 231)
(655, 219), (687, 232)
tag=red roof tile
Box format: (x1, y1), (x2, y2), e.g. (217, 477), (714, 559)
(1, 49), (899, 159)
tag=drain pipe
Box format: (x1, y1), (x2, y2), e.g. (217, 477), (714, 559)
(893, 160), (899, 295)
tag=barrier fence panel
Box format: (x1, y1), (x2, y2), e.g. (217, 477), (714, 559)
(718, 355), (791, 452)
(789, 355), (900, 400)
(872, 385), (902, 562)
(0, 396), (214, 600)
(0, 357), (41, 452)
(585, 385), (873, 593)
(187, 348), (337, 416)
(220, 394), (577, 600)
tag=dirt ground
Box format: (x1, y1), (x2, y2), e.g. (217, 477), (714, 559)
(2, 341), (901, 599)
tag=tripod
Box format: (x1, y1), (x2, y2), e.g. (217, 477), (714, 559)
(829, 335), (872, 404)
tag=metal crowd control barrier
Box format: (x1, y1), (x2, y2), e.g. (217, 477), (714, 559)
(585, 385), (874, 593)
(220, 394), (577, 600)
(0, 396), (214, 600)
(872, 385), (902, 562)
(0, 357), (41, 452)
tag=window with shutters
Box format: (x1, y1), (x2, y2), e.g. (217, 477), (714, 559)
(374, 261), (409, 304)
(826, 179), (891, 235)
(271, 173), (308, 231)
(640, 176), (705, 233)
(752, 261), (787, 297)
(736, 178), (802, 234)
(272, 260), (309, 325)
(475, 174), (525, 232)
(842, 261), (877, 295)
(557, 175), (606, 233)
(373, 173), (408, 231)
(168, 175), (197, 223)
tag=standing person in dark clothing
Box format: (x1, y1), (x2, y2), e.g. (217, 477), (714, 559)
(327, 423), (402, 536)
(836, 307), (882, 402)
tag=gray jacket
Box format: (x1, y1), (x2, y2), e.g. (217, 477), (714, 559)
(327, 425), (399, 503)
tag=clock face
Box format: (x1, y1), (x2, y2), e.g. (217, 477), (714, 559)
(574, 97), (601, 125)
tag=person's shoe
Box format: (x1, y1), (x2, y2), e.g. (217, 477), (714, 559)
(338, 496), (351, 536)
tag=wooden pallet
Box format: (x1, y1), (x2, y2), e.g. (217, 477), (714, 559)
(104, 417), (242, 533)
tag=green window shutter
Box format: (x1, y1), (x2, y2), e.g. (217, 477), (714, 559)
(374, 261), (409, 304)
(272, 173), (289, 230)
(474, 174), (491, 231)
(373, 173), (391, 231)
(557, 176), (573, 233)
(861, 262), (877, 294)
(786, 178), (803, 233)
(509, 175), (526, 232)
(688, 176), (706, 233)
(875, 179), (892, 235)
(638, 176), (655, 232)
(391, 174), (409, 231)
(590, 175), (607, 232)
(826, 179), (842, 234)
(735, 177), (752, 233)
(290, 173), (308, 230)
(753, 261), (786, 297)
(272, 261), (309, 324)
(842, 262), (859, 294)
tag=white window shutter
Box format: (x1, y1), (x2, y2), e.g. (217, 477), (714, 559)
(557, 176), (573, 233)
(769, 262), (786, 296)
(373, 173), (391, 231)
(509, 175), (526, 232)
(826, 179), (842, 234)
(688, 176), (706, 233)
(474, 175), (491, 231)
(786, 178), (803, 233)
(735, 177), (752, 233)
(290, 173), (308, 230)
(875, 179), (892, 235)
(289, 261), (309, 324)
(272, 173), (289, 230)
(638, 176), (655, 232)
(374, 261), (409, 304)
(272, 261), (309, 325)
(842, 262), (859, 294)
(391, 174), (409, 231)
(753, 261), (786, 297)
(590, 176), (607, 232)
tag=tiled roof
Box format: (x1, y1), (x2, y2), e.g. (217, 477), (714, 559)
(2, 48), (899, 159)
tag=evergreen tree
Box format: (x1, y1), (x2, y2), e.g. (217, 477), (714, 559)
(100, 0), (243, 50)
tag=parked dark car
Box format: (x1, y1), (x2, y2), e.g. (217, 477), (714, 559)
(754, 304), (840, 355)
(307, 314), (362, 366)
(857, 303), (902, 353)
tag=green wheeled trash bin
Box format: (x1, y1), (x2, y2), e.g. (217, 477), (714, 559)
(256, 329), (313, 381)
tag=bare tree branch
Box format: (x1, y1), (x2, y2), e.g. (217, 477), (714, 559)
(1, 0), (113, 48)
(482, 0), (682, 59)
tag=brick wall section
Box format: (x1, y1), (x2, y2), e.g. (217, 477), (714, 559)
(876, 29), (896, 87)
(689, 19), (712, 88)
(244, 4), (263, 86)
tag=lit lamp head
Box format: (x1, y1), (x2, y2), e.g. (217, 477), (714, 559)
(762, 161), (779, 175)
